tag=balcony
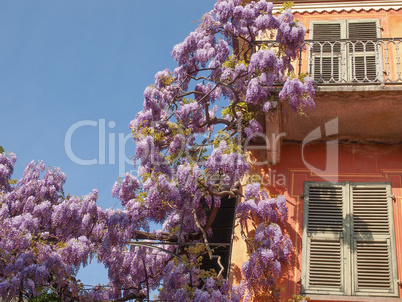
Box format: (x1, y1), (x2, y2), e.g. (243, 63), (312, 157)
(255, 38), (402, 88)
(255, 38), (402, 150)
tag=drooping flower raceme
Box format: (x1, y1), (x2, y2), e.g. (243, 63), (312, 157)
(236, 183), (293, 299)
(0, 153), (105, 301)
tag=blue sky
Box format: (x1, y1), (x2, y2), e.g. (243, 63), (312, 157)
(0, 0), (217, 287)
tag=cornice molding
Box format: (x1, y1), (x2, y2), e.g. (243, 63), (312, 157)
(269, 1), (402, 13)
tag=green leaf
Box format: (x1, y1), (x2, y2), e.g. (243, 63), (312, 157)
(279, 2), (294, 13)
(28, 293), (61, 302)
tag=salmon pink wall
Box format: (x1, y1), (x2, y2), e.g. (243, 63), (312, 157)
(229, 143), (402, 301)
(271, 143), (402, 301)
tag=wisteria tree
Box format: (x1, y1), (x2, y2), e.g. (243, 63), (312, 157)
(0, 0), (315, 301)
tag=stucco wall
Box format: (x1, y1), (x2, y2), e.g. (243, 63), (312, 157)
(229, 143), (402, 301)
(281, 89), (402, 144)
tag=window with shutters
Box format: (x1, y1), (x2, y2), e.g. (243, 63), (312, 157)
(301, 182), (399, 297)
(310, 20), (381, 83)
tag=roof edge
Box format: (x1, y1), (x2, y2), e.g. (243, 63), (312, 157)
(270, 1), (402, 14)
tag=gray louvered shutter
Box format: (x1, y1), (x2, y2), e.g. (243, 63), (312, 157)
(313, 57), (340, 82)
(348, 22), (377, 52)
(312, 23), (341, 52)
(301, 183), (347, 295)
(311, 23), (342, 82)
(347, 21), (379, 82)
(350, 184), (399, 297)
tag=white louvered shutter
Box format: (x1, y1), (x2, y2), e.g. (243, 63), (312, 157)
(311, 23), (342, 82)
(350, 184), (399, 297)
(301, 183), (347, 295)
(347, 21), (379, 82)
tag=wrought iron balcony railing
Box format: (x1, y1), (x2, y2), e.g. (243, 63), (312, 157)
(255, 38), (402, 85)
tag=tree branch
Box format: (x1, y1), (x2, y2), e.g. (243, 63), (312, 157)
(193, 209), (213, 259)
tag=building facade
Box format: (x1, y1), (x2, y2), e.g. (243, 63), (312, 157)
(229, 1), (402, 301)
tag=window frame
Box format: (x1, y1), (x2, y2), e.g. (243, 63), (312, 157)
(309, 19), (383, 83)
(301, 181), (399, 298)
(309, 20), (345, 83)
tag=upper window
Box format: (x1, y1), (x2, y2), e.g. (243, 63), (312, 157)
(310, 19), (381, 83)
(301, 182), (399, 297)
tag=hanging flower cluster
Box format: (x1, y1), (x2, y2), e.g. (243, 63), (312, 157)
(237, 183), (292, 300)
(0, 152), (105, 300)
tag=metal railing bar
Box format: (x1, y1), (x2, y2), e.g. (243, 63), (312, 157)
(253, 38), (402, 85)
